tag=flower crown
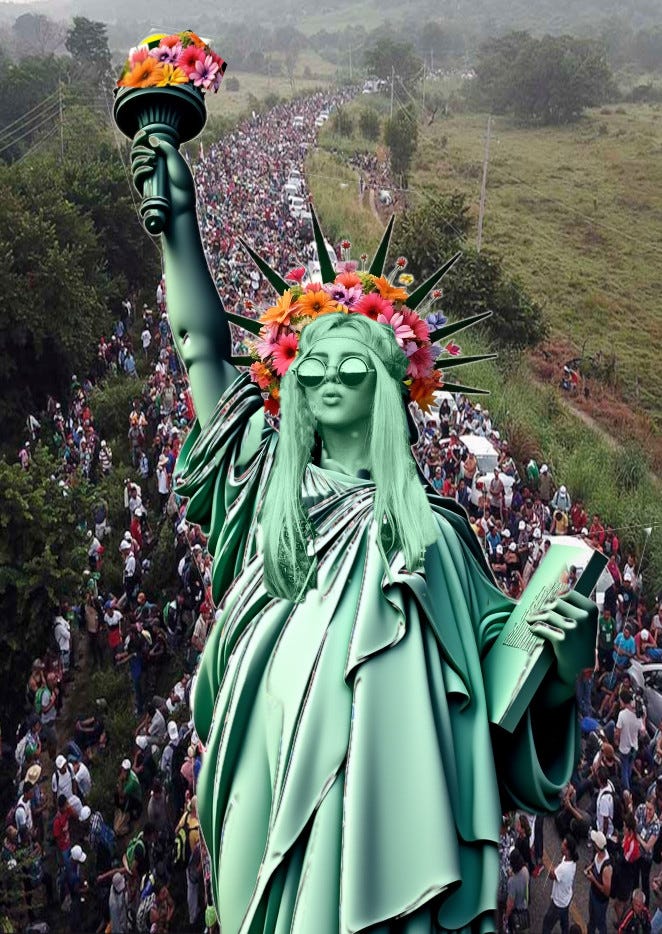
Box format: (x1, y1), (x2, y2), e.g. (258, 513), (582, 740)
(117, 31), (226, 92)
(225, 208), (495, 416)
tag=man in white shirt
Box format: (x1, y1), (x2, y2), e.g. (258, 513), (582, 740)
(616, 690), (645, 791)
(72, 760), (92, 800)
(53, 613), (71, 672)
(542, 834), (578, 932)
(595, 768), (615, 839)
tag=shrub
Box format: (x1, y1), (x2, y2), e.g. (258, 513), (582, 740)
(225, 75), (240, 91)
(358, 108), (381, 141)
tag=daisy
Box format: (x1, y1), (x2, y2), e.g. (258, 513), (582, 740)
(354, 293), (393, 322)
(271, 333), (299, 376)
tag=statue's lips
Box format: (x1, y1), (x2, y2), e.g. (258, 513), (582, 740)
(321, 392), (342, 403)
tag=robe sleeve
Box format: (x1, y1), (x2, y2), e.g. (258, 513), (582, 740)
(444, 510), (582, 815)
(174, 372), (276, 604)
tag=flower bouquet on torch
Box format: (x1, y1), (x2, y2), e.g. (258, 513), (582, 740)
(113, 31), (227, 233)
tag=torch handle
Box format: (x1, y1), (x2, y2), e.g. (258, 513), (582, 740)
(137, 126), (181, 236)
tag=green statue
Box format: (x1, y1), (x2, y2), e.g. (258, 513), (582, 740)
(131, 129), (599, 933)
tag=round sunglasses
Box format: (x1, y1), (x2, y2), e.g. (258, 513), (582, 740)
(295, 355), (375, 388)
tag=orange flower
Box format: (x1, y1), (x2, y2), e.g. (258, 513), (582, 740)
(409, 372), (444, 413)
(249, 361), (274, 391)
(335, 271), (361, 289)
(298, 289), (338, 317)
(156, 64), (189, 86)
(259, 291), (300, 327)
(119, 57), (165, 88)
(372, 275), (409, 303)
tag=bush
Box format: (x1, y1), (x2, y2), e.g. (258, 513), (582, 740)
(225, 75), (240, 91)
(330, 107), (354, 137)
(358, 108), (381, 141)
(614, 442), (648, 493)
(90, 374), (141, 456)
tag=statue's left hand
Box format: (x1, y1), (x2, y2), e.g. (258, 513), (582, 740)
(529, 589), (598, 705)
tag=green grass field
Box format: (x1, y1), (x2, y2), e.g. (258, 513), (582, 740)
(207, 53), (335, 119)
(410, 103), (662, 426)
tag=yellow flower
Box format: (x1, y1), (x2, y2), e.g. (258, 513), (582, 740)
(156, 64), (189, 86)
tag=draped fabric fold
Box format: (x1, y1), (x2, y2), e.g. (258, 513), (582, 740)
(175, 374), (578, 934)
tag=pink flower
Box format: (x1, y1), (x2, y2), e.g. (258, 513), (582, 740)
(400, 307), (430, 342)
(336, 260), (359, 274)
(179, 45), (207, 75)
(151, 42), (183, 63)
(406, 344), (434, 379)
(191, 55), (220, 90)
(285, 267), (306, 283)
(129, 45), (150, 66)
(444, 340), (461, 356)
(354, 293), (393, 321)
(256, 326), (279, 358)
(322, 282), (363, 307)
(271, 332), (299, 376)
(376, 306), (417, 348)
(432, 289), (443, 300)
(341, 239), (351, 250)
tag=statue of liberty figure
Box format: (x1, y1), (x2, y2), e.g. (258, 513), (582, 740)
(130, 128), (598, 934)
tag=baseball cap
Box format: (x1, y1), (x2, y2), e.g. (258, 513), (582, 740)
(136, 735), (149, 750)
(590, 830), (607, 851)
(31, 658), (45, 670)
(642, 629), (651, 641)
(508, 542), (517, 551)
(79, 805), (91, 822)
(541, 464), (548, 473)
(502, 529), (511, 539)
(496, 545), (504, 555)
(560, 485), (567, 493)
(167, 721), (179, 742)
(71, 845), (87, 863)
(518, 520), (525, 530)
(121, 758), (132, 771)
(55, 755), (66, 769)
(533, 528), (542, 539)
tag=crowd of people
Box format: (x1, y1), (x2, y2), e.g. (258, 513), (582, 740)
(4, 88), (662, 933)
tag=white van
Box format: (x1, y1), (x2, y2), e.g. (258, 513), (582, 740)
(292, 115), (304, 129)
(289, 196), (306, 218)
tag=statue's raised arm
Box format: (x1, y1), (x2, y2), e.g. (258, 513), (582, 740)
(131, 129), (237, 425)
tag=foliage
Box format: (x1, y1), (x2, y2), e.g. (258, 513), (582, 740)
(614, 442), (648, 494)
(470, 32), (618, 125)
(389, 194), (547, 349)
(358, 107), (381, 141)
(90, 375), (144, 455)
(12, 13), (67, 59)
(383, 108), (418, 182)
(0, 55), (70, 163)
(364, 38), (423, 89)
(143, 518), (179, 600)
(330, 107), (354, 137)
(65, 17), (112, 83)
(225, 75), (240, 91)
(0, 446), (93, 730)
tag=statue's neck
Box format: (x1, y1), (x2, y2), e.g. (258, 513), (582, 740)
(315, 426), (371, 479)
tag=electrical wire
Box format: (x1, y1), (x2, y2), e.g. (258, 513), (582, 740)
(0, 98), (61, 147)
(0, 104), (61, 156)
(0, 89), (59, 137)
(14, 124), (60, 165)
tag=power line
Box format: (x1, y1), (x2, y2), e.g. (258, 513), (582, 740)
(0, 89), (59, 137)
(0, 104), (61, 156)
(14, 124), (60, 165)
(0, 100), (60, 149)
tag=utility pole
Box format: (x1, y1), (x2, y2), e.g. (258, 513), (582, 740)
(58, 81), (64, 163)
(430, 49), (434, 75)
(349, 45), (352, 80)
(390, 65), (395, 118)
(476, 114), (492, 253)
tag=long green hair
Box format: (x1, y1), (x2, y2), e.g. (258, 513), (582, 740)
(260, 313), (438, 601)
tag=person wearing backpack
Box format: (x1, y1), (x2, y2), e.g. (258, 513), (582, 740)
(11, 781), (34, 845)
(80, 805), (115, 874)
(36, 671), (58, 758)
(613, 813), (642, 924)
(636, 797), (661, 909)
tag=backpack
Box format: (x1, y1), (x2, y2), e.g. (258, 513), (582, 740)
(136, 891), (155, 933)
(602, 788), (624, 833)
(54, 763), (74, 795)
(97, 815), (116, 856)
(34, 686), (48, 715)
(15, 733), (30, 769)
(125, 831), (146, 869)
(172, 812), (197, 867)
(6, 800), (27, 831)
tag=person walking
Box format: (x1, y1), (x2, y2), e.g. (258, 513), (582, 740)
(542, 834), (579, 933)
(586, 830), (613, 934)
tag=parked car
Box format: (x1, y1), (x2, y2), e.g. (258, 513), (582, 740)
(289, 196), (306, 218)
(469, 471), (515, 510)
(629, 660), (662, 727)
(292, 115), (304, 128)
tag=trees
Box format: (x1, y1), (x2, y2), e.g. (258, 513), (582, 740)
(358, 108), (381, 141)
(364, 38), (422, 89)
(471, 32), (617, 125)
(65, 16), (112, 82)
(384, 109), (418, 185)
(390, 194), (547, 350)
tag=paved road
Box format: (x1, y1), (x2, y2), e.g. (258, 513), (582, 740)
(529, 816), (597, 933)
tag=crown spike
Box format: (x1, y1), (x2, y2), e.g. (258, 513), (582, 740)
(225, 310), (262, 336)
(368, 213), (396, 276)
(309, 203), (336, 284)
(404, 252), (462, 310)
(239, 237), (290, 296)
(437, 381), (490, 395)
(429, 309), (493, 344)
(432, 353), (497, 370)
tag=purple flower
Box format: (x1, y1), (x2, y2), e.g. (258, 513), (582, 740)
(426, 311), (447, 330)
(151, 42), (183, 63)
(191, 55), (220, 90)
(322, 283), (363, 307)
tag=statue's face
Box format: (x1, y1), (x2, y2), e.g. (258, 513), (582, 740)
(300, 335), (376, 430)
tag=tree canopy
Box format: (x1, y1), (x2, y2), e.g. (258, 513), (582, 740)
(470, 32), (617, 124)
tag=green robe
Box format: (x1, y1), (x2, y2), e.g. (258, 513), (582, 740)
(175, 374), (579, 934)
